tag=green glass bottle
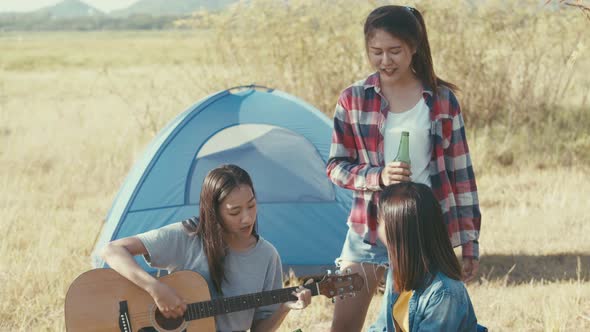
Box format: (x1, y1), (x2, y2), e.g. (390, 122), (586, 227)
(394, 131), (411, 164)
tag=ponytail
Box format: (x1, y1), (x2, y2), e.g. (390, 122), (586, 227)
(408, 8), (458, 92)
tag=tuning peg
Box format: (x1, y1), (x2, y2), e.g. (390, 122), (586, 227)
(331, 298), (336, 304)
(335, 270), (341, 275)
(350, 292), (356, 298)
(326, 269), (332, 276)
(340, 294), (345, 300)
(345, 268), (352, 274)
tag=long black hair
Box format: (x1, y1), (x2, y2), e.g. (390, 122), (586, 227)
(183, 164), (257, 294)
(364, 5), (458, 92)
(379, 182), (461, 292)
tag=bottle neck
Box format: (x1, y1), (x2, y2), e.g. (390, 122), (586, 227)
(395, 134), (410, 164)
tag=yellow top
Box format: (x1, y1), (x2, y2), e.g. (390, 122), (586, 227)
(392, 290), (413, 332)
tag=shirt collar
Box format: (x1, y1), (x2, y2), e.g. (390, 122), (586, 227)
(363, 71), (434, 97)
(363, 71), (381, 91)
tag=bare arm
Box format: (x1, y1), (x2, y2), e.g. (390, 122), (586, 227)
(100, 237), (156, 292)
(100, 237), (186, 318)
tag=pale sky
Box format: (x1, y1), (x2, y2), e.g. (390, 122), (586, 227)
(0, 0), (140, 13)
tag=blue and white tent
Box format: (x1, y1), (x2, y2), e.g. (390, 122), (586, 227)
(91, 85), (352, 276)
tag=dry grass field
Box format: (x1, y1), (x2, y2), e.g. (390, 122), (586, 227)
(1, 0), (589, 331)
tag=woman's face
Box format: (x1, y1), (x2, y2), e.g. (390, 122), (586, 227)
(219, 184), (257, 240)
(366, 29), (416, 86)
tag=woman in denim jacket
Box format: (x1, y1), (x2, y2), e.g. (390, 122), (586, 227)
(373, 182), (478, 331)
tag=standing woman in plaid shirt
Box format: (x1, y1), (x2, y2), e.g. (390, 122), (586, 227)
(326, 5), (481, 331)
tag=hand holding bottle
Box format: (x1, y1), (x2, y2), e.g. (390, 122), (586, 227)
(381, 161), (412, 186)
(381, 131), (412, 186)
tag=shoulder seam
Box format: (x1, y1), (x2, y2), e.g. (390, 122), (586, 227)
(181, 216), (199, 234)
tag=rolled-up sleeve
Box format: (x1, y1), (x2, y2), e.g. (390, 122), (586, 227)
(446, 93), (481, 259)
(327, 94), (383, 192)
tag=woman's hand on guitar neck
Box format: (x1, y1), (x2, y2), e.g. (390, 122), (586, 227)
(147, 281), (187, 319)
(283, 285), (312, 311)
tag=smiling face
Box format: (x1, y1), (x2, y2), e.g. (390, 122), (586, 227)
(219, 184), (257, 241)
(367, 29), (416, 86)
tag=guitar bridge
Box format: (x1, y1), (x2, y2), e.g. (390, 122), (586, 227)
(119, 301), (133, 332)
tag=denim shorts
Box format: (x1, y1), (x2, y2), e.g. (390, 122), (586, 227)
(335, 228), (389, 267)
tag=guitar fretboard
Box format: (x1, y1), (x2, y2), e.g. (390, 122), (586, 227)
(183, 283), (319, 320)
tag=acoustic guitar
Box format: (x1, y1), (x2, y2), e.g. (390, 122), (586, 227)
(65, 268), (364, 332)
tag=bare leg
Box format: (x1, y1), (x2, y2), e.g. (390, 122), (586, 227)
(330, 261), (386, 332)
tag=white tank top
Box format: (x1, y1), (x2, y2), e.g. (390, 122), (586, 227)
(383, 97), (432, 187)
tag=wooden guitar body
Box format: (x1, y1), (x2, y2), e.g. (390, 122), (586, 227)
(65, 268), (363, 332)
(65, 269), (214, 332)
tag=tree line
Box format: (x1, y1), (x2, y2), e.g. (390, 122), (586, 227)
(0, 13), (187, 31)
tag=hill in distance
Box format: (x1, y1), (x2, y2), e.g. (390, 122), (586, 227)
(33, 0), (104, 18)
(111, 0), (237, 17)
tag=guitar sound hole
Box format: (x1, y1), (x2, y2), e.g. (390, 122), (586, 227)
(154, 309), (184, 331)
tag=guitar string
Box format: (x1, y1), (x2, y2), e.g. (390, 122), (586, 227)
(129, 290), (297, 321)
(129, 279), (355, 323)
(114, 277), (358, 323)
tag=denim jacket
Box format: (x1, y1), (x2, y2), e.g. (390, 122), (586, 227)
(370, 271), (478, 332)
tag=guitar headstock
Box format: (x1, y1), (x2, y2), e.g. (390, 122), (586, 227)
(316, 270), (364, 299)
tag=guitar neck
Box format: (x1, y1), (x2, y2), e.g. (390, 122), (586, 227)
(184, 283), (319, 320)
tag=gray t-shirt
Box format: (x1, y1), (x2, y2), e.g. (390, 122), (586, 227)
(136, 222), (283, 332)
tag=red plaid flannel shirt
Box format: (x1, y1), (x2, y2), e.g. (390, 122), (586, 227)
(327, 72), (481, 258)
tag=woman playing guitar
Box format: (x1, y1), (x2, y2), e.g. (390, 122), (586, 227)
(100, 164), (311, 332)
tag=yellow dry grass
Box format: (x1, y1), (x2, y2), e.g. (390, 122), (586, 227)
(1, 0), (589, 331)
